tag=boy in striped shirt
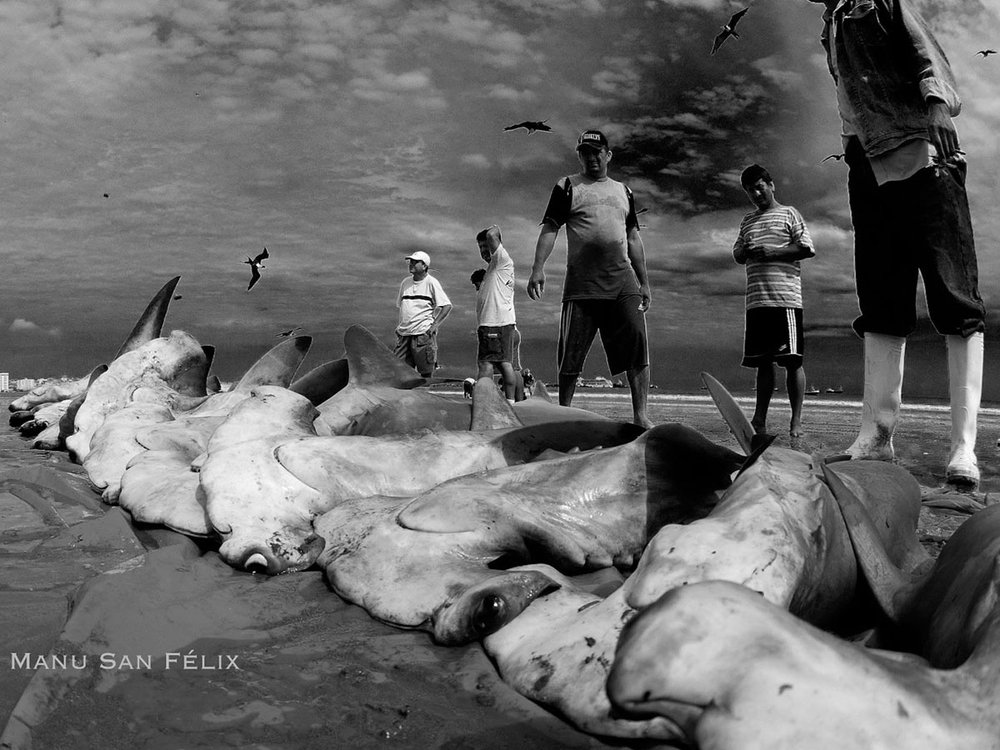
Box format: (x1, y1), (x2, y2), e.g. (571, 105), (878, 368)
(733, 164), (815, 441)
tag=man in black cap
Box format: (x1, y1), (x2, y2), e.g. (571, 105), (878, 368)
(527, 129), (653, 428)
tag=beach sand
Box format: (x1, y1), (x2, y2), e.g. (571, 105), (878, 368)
(0, 390), (993, 749)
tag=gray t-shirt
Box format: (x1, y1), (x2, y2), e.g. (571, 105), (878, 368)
(541, 174), (640, 301)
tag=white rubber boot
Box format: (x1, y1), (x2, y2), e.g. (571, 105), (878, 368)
(846, 333), (906, 461)
(945, 332), (983, 489)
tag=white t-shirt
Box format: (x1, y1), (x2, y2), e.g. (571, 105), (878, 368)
(396, 274), (451, 335)
(476, 244), (516, 327)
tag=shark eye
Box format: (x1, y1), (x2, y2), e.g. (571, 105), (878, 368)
(471, 594), (509, 636)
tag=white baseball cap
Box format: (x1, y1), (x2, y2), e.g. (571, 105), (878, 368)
(405, 251), (431, 266)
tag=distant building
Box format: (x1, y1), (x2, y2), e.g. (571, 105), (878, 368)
(0, 373), (8, 392)
(14, 378), (37, 391)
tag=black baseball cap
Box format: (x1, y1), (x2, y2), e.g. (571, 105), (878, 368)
(576, 130), (609, 151)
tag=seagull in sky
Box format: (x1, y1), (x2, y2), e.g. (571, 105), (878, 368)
(977, 49), (997, 57)
(711, 7), (749, 55)
(243, 247), (269, 291)
(822, 153), (846, 163)
(276, 326), (303, 337)
(503, 120), (552, 134)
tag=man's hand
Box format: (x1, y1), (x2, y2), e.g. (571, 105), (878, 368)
(527, 268), (545, 300)
(638, 283), (651, 312)
(928, 101), (961, 160)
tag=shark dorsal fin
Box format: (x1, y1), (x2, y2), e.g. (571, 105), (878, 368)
(114, 276), (181, 358)
(344, 325), (425, 389)
(289, 359), (350, 405)
(531, 381), (553, 403)
(170, 345), (214, 397)
(701, 372), (754, 454)
(232, 336), (311, 391)
(470, 376), (521, 430)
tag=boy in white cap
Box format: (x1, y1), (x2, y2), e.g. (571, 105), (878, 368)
(394, 250), (452, 378)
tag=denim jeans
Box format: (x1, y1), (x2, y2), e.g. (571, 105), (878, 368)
(845, 137), (986, 338)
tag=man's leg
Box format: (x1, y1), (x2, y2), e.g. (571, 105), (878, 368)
(392, 335), (414, 368)
(626, 365), (652, 429)
(497, 361), (517, 401)
(600, 296), (650, 428)
(751, 363), (775, 435)
(844, 137), (914, 458)
(558, 373), (578, 407)
(785, 362), (806, 438)
(847, 333), (905, 460)
(911, 159), (986, 487)
(557, 301), (596, 409)
(945, 331), (984, 488)
(414, 332), (437, 378)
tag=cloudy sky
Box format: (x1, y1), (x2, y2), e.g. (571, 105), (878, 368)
(1, 0), (998, 397)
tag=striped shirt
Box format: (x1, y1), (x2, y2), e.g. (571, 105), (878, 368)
(733, 205), (813, 310)
(396, 274), (451, 336)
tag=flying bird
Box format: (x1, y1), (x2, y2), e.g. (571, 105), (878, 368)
(977, 49), (997, 58)
(503, 120), (552, 134)
(822, 153), (846, 163)
(711, 7), (749, 55)
(243, 247), (269, 291)
(276, 326), (303, 338)
(173, 294), (183, 300)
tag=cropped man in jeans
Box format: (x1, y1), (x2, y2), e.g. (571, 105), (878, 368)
(809, 0), (987, 487)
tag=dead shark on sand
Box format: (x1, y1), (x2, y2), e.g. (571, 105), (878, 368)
(201, 378), (647, 574)
(608, 576), (1000, 749)
(314, 325), (618, 436)
(315, 421), (742, 639)
(458, 374), (926, 741)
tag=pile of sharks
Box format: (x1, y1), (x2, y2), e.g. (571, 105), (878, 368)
(9, 277), (1000, 748)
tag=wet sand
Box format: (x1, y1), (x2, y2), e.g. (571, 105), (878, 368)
(0, 390), (994, 749)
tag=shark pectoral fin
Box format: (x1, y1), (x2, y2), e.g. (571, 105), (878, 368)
(344, 325), (426, 389)
(819, 462), (915, 622)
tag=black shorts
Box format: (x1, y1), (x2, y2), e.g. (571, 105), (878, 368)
(557, 296), (648, 377)
(477, 324), (516, 363)
(742, 307), (804, 368)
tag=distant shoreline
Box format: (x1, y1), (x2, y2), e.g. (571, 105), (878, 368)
(429, 387), (1000, 415)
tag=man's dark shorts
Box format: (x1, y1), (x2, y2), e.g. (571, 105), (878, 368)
(557, 296), (648, 377)
(742, 307), (804, 368)
(845, 136), (986, 338)
(477, 324), (516, 364)
(393, 332), (437, 377)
